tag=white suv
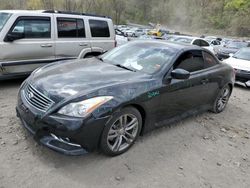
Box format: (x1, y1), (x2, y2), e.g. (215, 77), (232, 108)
(0, 10), (115, 80)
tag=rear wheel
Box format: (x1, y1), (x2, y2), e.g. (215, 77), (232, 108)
(211, 85), (231, 113)
(100, 107), (142, 156)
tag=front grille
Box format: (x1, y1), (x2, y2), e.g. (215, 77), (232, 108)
(24, 84), (54, 111)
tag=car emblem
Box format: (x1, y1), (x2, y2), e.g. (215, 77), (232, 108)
(28, 92), (34, 99)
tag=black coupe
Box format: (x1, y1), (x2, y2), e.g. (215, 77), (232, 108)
(16, 41), (235, 156)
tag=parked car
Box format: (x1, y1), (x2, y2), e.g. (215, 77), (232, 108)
(223, 47), (250, 87)
(115, 29), (128, 46)
(134, 28), (145, 37)
(0, 10), (115, 80)
(124, 28), (139, 37)
(214, 40), (250, 60)
(205, 38), (221, 46)
(172, 36), (215, 54)
(16, 41), (234, 156)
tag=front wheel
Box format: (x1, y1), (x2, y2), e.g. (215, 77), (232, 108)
(100, 107), (142, 156)
(211, 85), (231, 113)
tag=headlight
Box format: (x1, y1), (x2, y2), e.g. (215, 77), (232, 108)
(58, 96), (113, 117)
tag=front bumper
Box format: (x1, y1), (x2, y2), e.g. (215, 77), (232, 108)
(16, 88), (110, 155)
(235, 70), (250, 87)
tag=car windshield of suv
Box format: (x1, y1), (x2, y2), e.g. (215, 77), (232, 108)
(226, 41), (248, 49)
(101, 42), (177, 74)
(0, 13), (12, 32)
(233, 48), (250, 61)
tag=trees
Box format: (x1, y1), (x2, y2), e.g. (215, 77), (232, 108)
(0, 0), (249, 36)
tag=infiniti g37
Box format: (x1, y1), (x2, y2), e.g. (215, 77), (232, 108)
(16, 41), (234, 156)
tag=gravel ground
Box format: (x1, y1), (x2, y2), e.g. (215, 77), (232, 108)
(0, 79), (250, 188)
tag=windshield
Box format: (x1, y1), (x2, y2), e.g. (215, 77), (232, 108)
(174, 37), (193, 44)
(226, 41), (249, 49)
(101, 42), (177, 74)
(233, 48), (250, 61)
(0, 13), (12, 32)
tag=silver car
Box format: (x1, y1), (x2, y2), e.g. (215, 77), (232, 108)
(0, 10), (115, 80)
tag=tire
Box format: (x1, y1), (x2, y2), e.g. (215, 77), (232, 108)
(211, 85), (232, 113)
(100, 107), (142, 156)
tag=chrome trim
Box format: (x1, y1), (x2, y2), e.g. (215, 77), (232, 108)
(23, 84), (54, 112)
(50, 133), (82, 147)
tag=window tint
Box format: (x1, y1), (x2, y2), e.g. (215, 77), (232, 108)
(193, 40), (201, 46)
(175, 50), (205, 72)
(11, 17), (51, 38)
(200, 40), (209, 47)
(57, 18), (85, 38)
(200, 40), (209, 46)
(89, 20), (110, 37)
(203, 52), (217, 68)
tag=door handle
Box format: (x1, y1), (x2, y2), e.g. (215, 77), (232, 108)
(41, 44), (52, 48)
(201, 78), (209, 84)
(79, 43), (88, 47)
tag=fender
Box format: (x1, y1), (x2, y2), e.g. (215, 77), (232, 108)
(77, 48), (92, 59)
(78, 47), (105, 59)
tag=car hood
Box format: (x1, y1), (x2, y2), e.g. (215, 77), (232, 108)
(223, 57), (250, 71)
(217, 47), (239, 54)
(30, 58), (149, 102)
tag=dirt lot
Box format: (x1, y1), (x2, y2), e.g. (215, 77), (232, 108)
(0, 79), (250, 188)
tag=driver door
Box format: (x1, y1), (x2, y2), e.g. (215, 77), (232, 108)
(156, 50), (214, 123)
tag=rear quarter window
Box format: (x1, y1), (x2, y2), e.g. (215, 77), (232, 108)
(89, 20), (110, 37)
(203, 51), (218, 68)
(57, 18), (85, 38)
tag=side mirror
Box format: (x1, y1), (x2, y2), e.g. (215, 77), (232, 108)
(4, 33), (24, 42)
(171, 68), (190, 80)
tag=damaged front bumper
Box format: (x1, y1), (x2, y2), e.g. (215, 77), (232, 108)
(16, 87), (110, 155)
(16, 108), (88, 155)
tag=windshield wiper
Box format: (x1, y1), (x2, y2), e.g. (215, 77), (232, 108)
(115, 64), (136, 72)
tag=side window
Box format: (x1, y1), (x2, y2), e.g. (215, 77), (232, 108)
(174, 50), (205, 73)
(193, 39), (201, 46)
(89, 20), (110, 37)
(10, 17), (51, 38)
(203, 51), (218, 68)
(57, 18), (85, 38)
(200, 40), (209, 47)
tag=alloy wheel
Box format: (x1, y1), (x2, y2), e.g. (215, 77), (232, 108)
(216, 87), (230, 111)
(107, 114), (139, 152)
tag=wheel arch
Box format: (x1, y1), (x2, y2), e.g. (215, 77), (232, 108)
(123, 103), (147, 135)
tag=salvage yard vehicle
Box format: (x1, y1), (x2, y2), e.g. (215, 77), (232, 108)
(0, 10), (115, 80)
(214, 40), (250, 60)
(223, 48), (250, 87)
(16, 41), (234, 156)
(171, 36), (215, 54)
(115, 29), (128, 46)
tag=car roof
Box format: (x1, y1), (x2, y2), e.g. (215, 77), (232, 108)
(131, 40), (203, 52)
(0, 10), (112, 19)
(174, 36), (204, 40)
